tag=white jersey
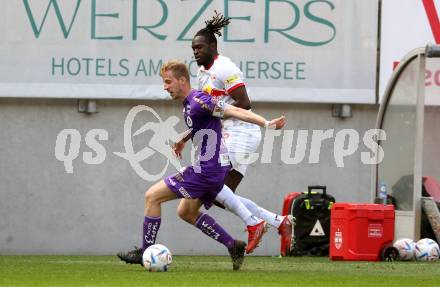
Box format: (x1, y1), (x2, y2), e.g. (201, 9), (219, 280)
(197, 55), (245, 106)
(197, 55), (261, 175)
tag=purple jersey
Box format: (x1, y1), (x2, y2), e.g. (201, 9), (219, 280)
(164, 90), (230, 209)
(183, 90), (230, 175)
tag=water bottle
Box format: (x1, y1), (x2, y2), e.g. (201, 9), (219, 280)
(379, 181), (387, 205)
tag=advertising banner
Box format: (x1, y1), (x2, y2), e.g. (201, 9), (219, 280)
(0, 0), (378, 103)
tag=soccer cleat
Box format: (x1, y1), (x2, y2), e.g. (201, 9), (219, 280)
(246, 220), (267, 254)
(228, 240), (246, 271)
(117, 246), (143, 266)
(278, 215), (295, 256)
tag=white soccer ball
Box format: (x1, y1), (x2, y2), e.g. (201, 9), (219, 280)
(142, 244), (172, 272)
(415, 238), (440, 261)
(393, 238), (416, 260)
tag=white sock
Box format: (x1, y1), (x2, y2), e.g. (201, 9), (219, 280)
(216, 185), (261, 226)
(236, 195), (284, 228)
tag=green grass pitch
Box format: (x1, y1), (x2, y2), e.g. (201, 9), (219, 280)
(1, 255), (440, 287)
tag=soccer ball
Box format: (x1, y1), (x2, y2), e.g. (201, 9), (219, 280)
(142, 244), (172, 272)
(393, 238), (416, 260)
(415, 238), (440, 261)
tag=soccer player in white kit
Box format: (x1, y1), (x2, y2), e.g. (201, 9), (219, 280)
(190, 12), (295, 254)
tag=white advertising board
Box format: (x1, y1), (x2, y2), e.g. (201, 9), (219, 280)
(0, 0), (378, 103)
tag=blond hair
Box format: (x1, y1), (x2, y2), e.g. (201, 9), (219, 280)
(160, 61), (190, 82)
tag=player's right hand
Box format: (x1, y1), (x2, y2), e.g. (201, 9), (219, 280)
(172, 140), (185, 159)
(268, 115), (286, 130)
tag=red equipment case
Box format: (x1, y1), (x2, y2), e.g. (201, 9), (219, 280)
(329, 203), (395, 261)
(280, 192), (301, 256)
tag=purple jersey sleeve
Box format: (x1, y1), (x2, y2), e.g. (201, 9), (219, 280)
(192, 93), (227, 118)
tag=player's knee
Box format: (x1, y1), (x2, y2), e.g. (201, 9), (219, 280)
(144, 188), (157, 205)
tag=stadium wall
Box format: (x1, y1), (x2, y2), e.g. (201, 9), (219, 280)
(0, 98), (378, 255)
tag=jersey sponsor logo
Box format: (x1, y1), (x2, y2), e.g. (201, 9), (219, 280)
(193, 96), (211, 111)
(185, 116), (193, 128)
(225, 74), (239, 84)
(210, 89), (227, 97)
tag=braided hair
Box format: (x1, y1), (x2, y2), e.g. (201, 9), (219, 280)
(194, 11), (231, 44)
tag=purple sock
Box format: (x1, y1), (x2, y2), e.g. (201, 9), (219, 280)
(142, 216), (161, 251)
(195, 213), (235, 249)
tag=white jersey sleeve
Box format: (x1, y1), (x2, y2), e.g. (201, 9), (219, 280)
(197, 55), (246, 103)
(215, 56), (245, 93)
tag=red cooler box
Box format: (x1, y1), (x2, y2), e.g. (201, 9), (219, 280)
(330, 203), (395, 261)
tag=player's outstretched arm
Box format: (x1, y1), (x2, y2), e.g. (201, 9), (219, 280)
(223, 105), (285, 129)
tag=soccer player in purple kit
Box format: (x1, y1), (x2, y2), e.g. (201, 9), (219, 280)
(117, 61), (286, 270)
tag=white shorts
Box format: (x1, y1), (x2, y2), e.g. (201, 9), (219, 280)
(222, 119), (262, 176)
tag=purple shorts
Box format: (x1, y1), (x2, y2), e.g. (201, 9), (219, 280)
(164, 166), (229, 209)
